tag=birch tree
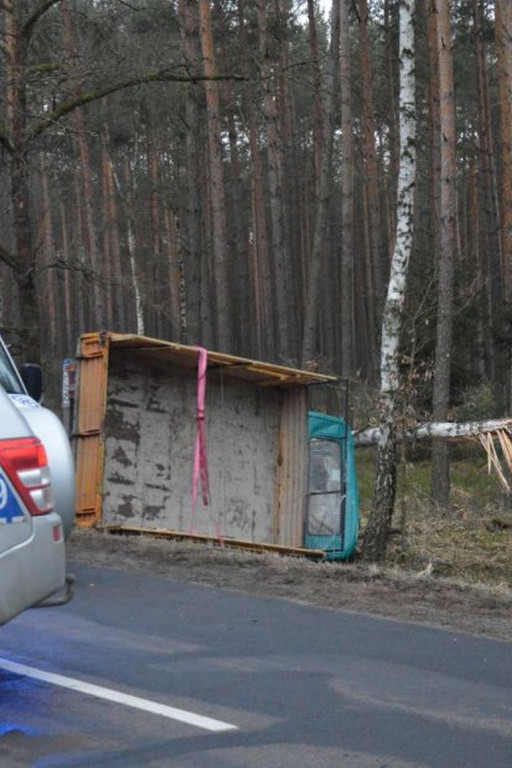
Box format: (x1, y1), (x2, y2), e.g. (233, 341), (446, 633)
(362, 0), (416, 562)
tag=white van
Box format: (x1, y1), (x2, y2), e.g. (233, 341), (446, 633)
(0, 338), (75, 624)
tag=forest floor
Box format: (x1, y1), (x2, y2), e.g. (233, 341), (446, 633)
(68, 525), (512, 644)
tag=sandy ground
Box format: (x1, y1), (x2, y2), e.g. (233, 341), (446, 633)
(67, 529), (512, 642)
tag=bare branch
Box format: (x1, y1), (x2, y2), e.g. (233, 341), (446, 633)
(27, 69), (246, 143)
(23, 0), (63, 41)
(0, 242), (18, 272)
(0, 129), (14, 154)
(114, 0), (144, 10)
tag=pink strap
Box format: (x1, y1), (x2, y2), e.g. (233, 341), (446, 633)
(190, 347), (223, 545)
(193, 347), (210, 508)
(189, 347), (224, 546)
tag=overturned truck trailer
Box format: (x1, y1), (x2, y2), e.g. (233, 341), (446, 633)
(74, 332), (358, 559)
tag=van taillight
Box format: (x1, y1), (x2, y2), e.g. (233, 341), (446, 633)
(0, 437), (54, 516)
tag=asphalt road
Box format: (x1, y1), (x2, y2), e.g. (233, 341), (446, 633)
(1, 561), (512, 767)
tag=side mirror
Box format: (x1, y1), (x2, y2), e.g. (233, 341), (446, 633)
(20, 363), (43, 402)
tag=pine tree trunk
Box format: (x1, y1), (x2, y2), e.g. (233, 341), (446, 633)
(38, 153), (57, 358)
(147, 116), (162, 337)
(469, 161), (490, 378)
(5, 5), (40, 363)
(358, 0), (384, 372)
(340, 0), (355, 378)
(431, 0), (457, 508)
(119, 159), (145, 335)
(473, 0), (503, 336)
(428, 0), (441, 266)
(218, 3), (249, 357)
(61, 0), (104, 329)
(71, 171), (91, 331)
(257, 0), (292, 363)
(238, 0), (273, 360)
(495, 0), (512, 409)
(384, 0), (399, 223)
(307, 0), (324, 197)
(277, 0), (300, 361)
(102, 122), (125, 330)
(178, 0), (202, 345)
(101, 137), (114, 330)
(198, 0), (232, 351)
(58, 201), (75, 354)
(163, 208), (182, 341)
(301, 0), (339, 366)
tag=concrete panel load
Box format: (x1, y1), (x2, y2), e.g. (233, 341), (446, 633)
(73, 332), (357, 557)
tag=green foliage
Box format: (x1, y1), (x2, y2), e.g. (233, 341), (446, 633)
(450, 382), (499, 422)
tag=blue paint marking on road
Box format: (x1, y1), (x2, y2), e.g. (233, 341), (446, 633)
(0, 472), (25, 524)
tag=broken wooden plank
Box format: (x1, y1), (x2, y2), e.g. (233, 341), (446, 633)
(102, 524), (327, 560)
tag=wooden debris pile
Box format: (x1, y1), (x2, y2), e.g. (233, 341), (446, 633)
(478, 426), (512, 492)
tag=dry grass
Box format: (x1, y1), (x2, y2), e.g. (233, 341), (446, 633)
(358, 444), (512, 586)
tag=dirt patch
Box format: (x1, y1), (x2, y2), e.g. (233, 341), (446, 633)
(67, 529), (512, 642)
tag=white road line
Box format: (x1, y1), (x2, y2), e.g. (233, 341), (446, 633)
(0, 658), (237, 733)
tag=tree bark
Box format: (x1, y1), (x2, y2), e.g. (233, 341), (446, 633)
(162, 207), (182, 341)
(277, 0), (300, 361)
(58, 201), (75, 354)
(307, 0), (324, 196)
(495, 0), (512, 409)
(61, 0), (104, 329)
(5, 4), (41, 362)
(301, 0), (339, 367)
(340, 0), (355, 378)
(178, 0), (202, 345)
(257, 0), (292, 363)
(358, 0), (384, 377)
(38, 153), (57, 358)
(473, 0), (502, 331)
(115, 159), (145, 335)
(217, 0), (249, 356)
(469, 161), (490, 379)
(237, 0), (273, 360)
(100, 137), (114, 330)
(198, 0), (232, 351)
(384, 0), (399, 227)
(101, 121), (125, 331)
(356, 418), (512, 447)
(431, 0), (457, 508)
(146, 114), (162, 337)
(362, 0), (416, 562)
